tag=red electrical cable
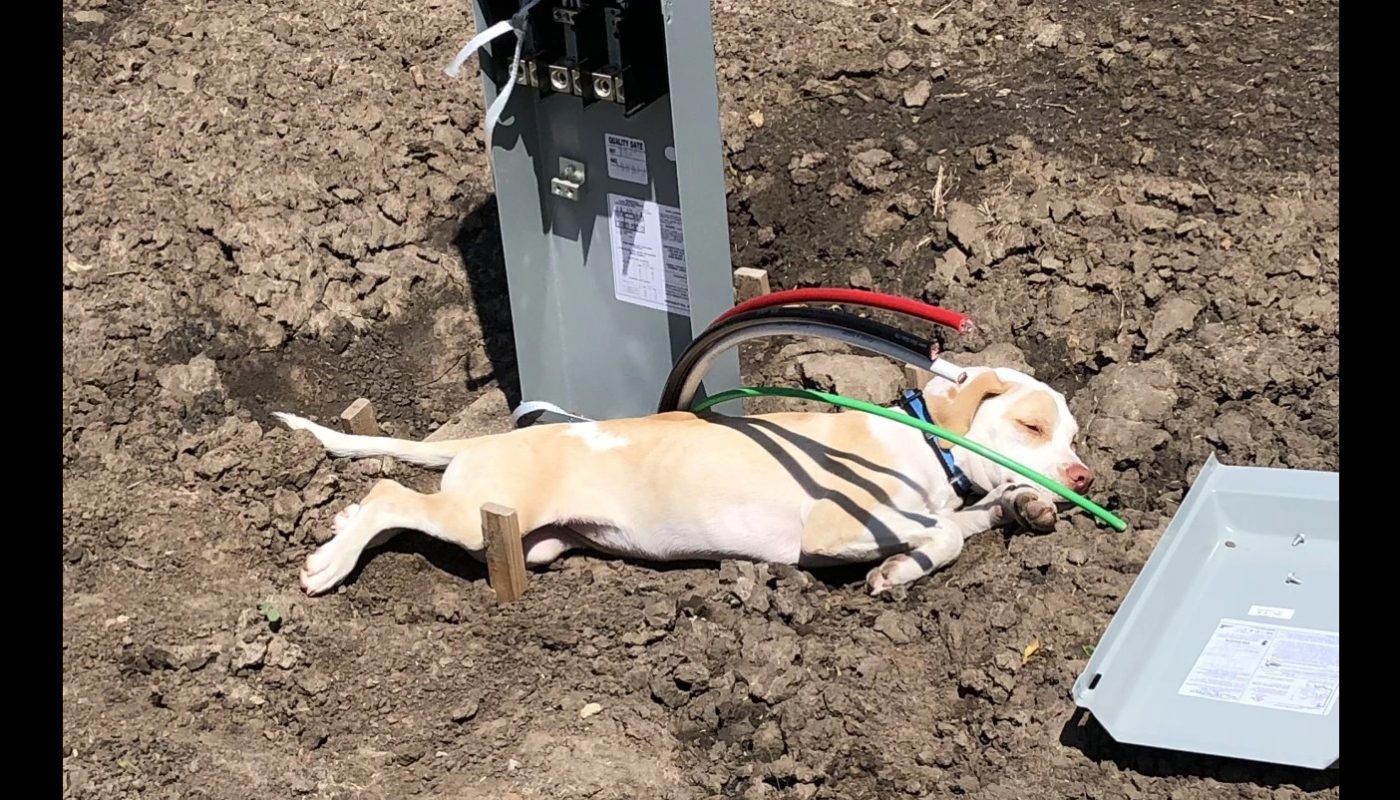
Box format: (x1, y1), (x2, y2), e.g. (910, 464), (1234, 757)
(712, 288), (973, 334)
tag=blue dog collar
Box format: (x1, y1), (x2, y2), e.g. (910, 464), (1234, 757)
(898, 388), (974, 499)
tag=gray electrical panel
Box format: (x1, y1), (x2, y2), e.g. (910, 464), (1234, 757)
(467, 0), (739, 420)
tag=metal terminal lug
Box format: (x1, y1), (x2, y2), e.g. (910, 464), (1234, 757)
(591, 71), (616, 102)
(547, 63), (573, 93)
(590, 69), (626, 104)
(550, 157), (587, 201)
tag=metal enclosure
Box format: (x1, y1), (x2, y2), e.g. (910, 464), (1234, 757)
(470, 0), (738, 420)
(1072, 455), (1339, 769)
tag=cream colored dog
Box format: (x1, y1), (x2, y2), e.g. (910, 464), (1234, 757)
(276, 366), (1094, 597)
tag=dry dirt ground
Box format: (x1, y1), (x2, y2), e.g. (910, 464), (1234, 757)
(63, 0), (1338, 798)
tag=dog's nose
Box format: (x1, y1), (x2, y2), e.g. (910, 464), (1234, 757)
(1064, 464), (1094, 493)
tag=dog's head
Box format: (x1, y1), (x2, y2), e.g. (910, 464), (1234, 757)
(924, 366), (1093, 501)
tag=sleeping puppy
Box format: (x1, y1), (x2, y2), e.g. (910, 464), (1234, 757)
(275, 366), (1093, 596)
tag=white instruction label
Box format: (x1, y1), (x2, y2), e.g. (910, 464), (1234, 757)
(1178, 619), (1338, 715)
(607, 194), (690, 315)
(605, 133), (649, 185)
(1248, 605), (1296, 620)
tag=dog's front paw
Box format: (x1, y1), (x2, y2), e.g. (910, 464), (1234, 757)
(866, 555), (913, 596)
(1006, 489), (1057, 533)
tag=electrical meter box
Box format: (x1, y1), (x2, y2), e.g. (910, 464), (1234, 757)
(468, 0), (739, 420)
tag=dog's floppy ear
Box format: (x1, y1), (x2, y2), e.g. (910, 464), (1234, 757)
(926, 371), (1010, 444)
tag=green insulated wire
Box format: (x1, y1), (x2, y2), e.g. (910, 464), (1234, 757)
(692, 386), (1128, 532)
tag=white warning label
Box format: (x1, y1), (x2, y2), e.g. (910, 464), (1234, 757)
(605, 133), (649, 185)
(1178, 619), (1339, 715)
(607, 194), (690, 316)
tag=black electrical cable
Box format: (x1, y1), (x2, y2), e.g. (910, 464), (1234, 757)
(657, 306), (944, 413)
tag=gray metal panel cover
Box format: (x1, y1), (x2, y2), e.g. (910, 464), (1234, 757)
(1072, 455), (1338, 769)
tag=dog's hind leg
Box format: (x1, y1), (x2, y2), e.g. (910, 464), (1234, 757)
(301, 479), (490, 595)
(521, 528), (587, 566)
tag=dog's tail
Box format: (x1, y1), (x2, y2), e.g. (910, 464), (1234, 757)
(273, 412), (471, 469)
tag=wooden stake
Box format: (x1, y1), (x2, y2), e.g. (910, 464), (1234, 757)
(733, 267), (771, 303)
(481, 503), (528, 603)
(340, 398), (381, 436)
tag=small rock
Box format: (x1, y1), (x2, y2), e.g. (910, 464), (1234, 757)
(1145, 297), (1202, 353)
(1032, 21), (1065, 48)
(993, 651), (1021, 673)
(848, 266), (874, 289)
(579, 702), (603, 719)
(903, 79), (932, 108)
(673, 661), (711, 691)
(232, 639), (268, 671)
(195, 446), (240, 479)
(243, 501), (271, 531)
(886, 50), (913, 71)
(620, 628), (666, 646)
(296, 669), (332, 696)
(945, 201), (986, 255)
(874, 610), (920, 644)
(935, 248), (967, 283)
(990, 606), (1019, 630)
(141, 645), (177, 671)
(1066, 548), (1089, 566)
(848, 148), (898, 192)
(266, 636), (302, 670)
(896, 194), (929, 218)
(270, 488), (303, 534)
(642, 598), (677, 629)
(451, 698), (481, 723)
(1115, 203), (1178, 233)
(861, 204), (905, 239)
(888, 238), (919, 268)
(300, 727), (327, 749)
(913, 17), (941, 35)
(156, 355), (225, 407)
(72, 10), (107, 23)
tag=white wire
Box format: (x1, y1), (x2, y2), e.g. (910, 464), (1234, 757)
(444, 0), (543, 148)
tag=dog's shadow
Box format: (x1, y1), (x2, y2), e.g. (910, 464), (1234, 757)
(339, 530), (882, 594)
(1059, 709), (1339, 789)
(344, 531), (489, 587)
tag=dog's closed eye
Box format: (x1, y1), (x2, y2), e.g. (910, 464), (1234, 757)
(1018, 420), (1046, 436)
